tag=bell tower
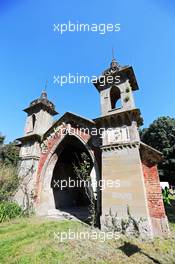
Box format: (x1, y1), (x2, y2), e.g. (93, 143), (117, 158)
(93, 58), (166, 237)
(24, 90), (58, 136)
(94, 59), (169, 237)
(98, 58), (136, 116)
(15, 89), (58, 210)
(17, 88), (58, 162)
(93, 58), (142, 147)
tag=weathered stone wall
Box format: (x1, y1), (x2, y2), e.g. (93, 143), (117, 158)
(101, 144), (153, 237)
(14, 158), (39, 210)
(25, 109), (53, 136)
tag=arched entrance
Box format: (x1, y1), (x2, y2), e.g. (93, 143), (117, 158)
(37, 133), (100, 224)
(51, 135), (93, 221)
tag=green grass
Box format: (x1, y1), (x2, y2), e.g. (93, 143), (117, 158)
(1, 216), (175, 264)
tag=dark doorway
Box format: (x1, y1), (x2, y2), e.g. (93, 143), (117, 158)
(51, 135), (93, 222)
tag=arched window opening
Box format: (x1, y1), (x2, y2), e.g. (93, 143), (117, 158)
(110, 86), (122, 109)
(32, 114), (36, 130)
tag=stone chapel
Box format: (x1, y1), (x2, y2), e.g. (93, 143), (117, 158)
(15, 58), (169, 237)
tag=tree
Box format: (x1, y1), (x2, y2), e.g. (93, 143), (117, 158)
(0, 163), (19, 202)
(0, 135), (20, 201)
(141, 116), (175, 185)
(0, 134), (5, 145)
(1, 142), (19, 166)
(0, 134), (5, 161)
(73, 152), (97, 227)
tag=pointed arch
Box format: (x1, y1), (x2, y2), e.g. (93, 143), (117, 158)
(110, 86), (122, 109)
(36, 132), (100, 222)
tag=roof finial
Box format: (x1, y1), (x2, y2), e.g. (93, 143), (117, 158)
(40, 81), (48, 99)
(45, 80), (48, 91)
(112, 47), (115, 60)
(110, 47), (119, 69)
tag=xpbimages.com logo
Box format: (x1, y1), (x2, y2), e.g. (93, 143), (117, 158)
(53, 73), (120, 86)
(53, 21), (121, 35)
(53, 178), (120, 191)
(54, 229), (120, 243)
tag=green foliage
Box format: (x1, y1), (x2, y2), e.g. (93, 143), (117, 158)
(0, 134), (4, 162)
(73, 152), (92, 182)
(141, 116), (175, 157)
(0, 201), (22, 222)
(0, 163), (19, 202)
(0, 137), (20, 202)
(0, 134), (5, 145)
(73, 152), (96, 226)
(141, 116), (175, 182)
(162, 187), (171, 205)
(0, 142), (19, 166)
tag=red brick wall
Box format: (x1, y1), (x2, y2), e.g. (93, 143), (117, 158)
(142, 162), (166, 219)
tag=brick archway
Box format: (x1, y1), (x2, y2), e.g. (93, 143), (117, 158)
(35, 128), (100, 219)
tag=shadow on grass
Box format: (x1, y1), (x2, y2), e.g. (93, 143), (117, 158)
(165, 198), (175, 223)
(117, 198), (175, 263)
(118, 242), (161, 264)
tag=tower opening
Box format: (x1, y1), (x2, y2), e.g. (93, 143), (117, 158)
(32, 114), (36, 130)
(110, 86), (122, 109)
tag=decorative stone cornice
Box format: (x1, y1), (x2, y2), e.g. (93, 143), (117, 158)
(16, 134), (41, 143)
(94, 108), (143, 127)
(19, 156), (40, 161)
(101, 141), (140, 151)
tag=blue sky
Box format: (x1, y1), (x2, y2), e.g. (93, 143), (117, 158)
(0, 0), (175, 142)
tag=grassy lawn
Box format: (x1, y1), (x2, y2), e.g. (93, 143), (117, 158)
(1, 216), (175, 264)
